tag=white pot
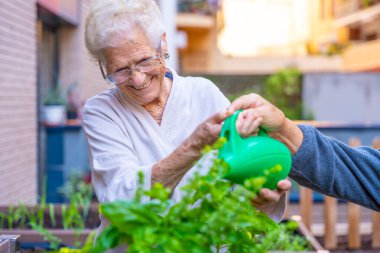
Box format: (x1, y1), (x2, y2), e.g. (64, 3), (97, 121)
(44, 105), (66, 125)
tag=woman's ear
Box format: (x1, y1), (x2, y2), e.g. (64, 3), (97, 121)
(161, 33), (169, 59)
(161, 33), (167, 50)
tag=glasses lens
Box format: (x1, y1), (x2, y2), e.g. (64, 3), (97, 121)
(107, 69), (130, 85)
(138, 57), (162, 74)
(108, 57), (162, 85)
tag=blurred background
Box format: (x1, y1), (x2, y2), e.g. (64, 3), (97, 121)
(0, 0), (380, 250)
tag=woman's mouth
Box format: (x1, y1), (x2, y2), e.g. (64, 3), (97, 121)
(132, 77), (152, 90)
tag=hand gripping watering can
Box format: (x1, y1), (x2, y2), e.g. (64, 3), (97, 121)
(218, 110), (292, 190)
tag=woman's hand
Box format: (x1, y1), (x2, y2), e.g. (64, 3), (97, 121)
(229, 93), (303, 154)
(152, 109), (233, 189)
(252, 179), (292, 210)
(185, 109), (234, 156)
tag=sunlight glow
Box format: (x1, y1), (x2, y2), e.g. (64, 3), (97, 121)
(218, 0), (310, 57)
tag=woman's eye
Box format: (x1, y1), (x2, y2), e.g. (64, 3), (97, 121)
(139, 58), (151, 64)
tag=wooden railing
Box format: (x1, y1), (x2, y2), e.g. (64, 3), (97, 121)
(299, 137), (380, 250)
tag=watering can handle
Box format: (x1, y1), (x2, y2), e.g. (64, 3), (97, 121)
(220, 110), (269, 152)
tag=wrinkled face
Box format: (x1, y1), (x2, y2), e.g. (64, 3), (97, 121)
(104, 28), (167, 106)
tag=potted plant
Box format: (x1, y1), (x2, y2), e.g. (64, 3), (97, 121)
(66, 84), (83, 122)
(43, 85), (67, 125)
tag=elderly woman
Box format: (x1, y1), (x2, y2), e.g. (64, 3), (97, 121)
(83, 0), (290, 247)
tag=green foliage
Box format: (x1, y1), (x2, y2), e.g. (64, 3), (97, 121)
(59, 171), (94, 223)
(44, 85), (67, 106)
(93, 140), (309, 253)
(362, 0), (376, 7)
(30, 222), (62, 250)
(1, 172), (94, 250)
(263, 68), (303, 120)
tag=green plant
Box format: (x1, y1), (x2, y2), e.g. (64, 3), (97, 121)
(0, 212), (5, 228)
(13, 203), (29, 228)
(30, 222), (62, 250)
(263, 68), (303, 120)
(59, 171), (94, 226)
(362, 0), (376, 7)
(44, 85), (67, 106)
(93, 139), (309, 253)
(49, 203), (56, 227)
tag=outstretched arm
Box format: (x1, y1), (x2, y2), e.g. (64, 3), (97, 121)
(229, 93), (380, 211)
(291, 125), (380, 211)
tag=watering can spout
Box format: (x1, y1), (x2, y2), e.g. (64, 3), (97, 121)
(218, 110), (292, 190)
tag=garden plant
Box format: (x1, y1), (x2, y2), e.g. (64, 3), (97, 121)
(1, 140), (311, 252)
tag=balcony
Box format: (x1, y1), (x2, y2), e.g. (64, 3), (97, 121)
(176, 13), (215, 30)
(343, 39), (380, 71)
(333, 0), (380, 27)
(178, 0), (219, 16)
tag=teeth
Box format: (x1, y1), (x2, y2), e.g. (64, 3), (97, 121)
(134, 81), (150, 90)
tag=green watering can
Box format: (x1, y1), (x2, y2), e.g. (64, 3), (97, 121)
(218, 110), (292, 190)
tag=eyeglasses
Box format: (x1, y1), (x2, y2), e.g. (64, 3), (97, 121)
(99, 55), (163, 86)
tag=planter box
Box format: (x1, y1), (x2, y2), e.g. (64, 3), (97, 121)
(0, 204), (99, 250)
(0, 229), (92, 247)
(0, 204), (100, 229)
(0, 238), (11, 253)
(0, 235), (20, 253)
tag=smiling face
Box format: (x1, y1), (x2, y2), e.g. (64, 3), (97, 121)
(104, 28), (169, 106)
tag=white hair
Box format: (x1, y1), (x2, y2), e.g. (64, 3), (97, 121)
(85, 0), (165, 65)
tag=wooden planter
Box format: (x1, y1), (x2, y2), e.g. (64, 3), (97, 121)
(0, 204), (99, 249)
(0, 235), (20, 253)
(0, 229), (92, 247)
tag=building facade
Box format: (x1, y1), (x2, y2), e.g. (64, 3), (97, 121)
(0, 0), (104, 205)
(309, 0), (380, 71)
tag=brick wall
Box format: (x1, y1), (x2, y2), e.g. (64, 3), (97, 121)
(0, 0), (38, 204)
(59, 0), (105, 109)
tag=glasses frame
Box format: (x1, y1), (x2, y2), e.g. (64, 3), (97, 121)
(99, 40), (169, 86)
(99, 55), (163, 85)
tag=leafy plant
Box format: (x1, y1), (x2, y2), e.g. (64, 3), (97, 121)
(59, 171), (94, 227)
(263, 68), (303, 120)
(93, 139), (309, 253)
(13, 203), (29, 228)
(30, 222), (62, 250)
(49, 203), (56, 227)
(0, 212), (5, 228)
(44, 85), (67, 106)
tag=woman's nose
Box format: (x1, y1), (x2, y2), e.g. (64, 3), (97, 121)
(129, 70), (146, 85)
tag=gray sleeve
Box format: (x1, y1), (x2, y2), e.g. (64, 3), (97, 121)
(290, 125), (380, 211)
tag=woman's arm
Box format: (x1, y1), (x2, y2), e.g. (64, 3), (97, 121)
(151, 110), (233, 189)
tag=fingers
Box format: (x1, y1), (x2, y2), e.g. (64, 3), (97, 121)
(209, 109), (234, 124)
(235, 109), (263, 137)
(228, 93), (260, 111)
(277, 179), (292, 194)
(252, 179), (292, 208)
